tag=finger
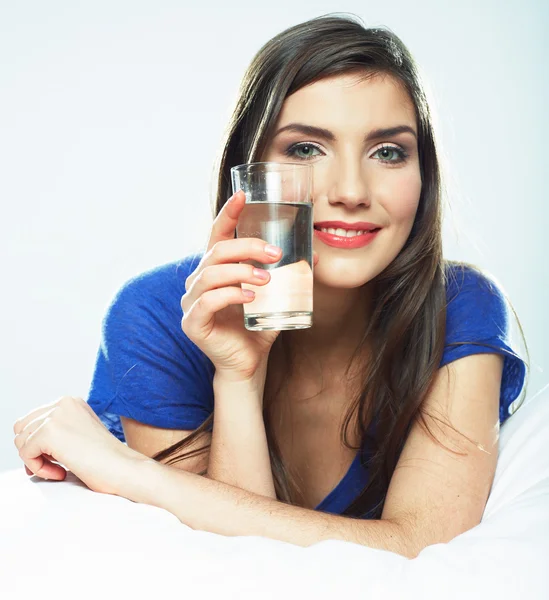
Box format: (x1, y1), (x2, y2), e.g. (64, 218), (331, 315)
(21, 450), (67, 480)
(14, 415), (61, 478)
(184, 238), (282, 293)
(182, 286), (255, 340)
(13, 402), (57, 435)
(16, 422), (67, 481)
(207, 190), (246, 252)
(14, 420), (64, 479)
(25, 455), (67, 481)
(14, 414), (45, 451)
(24, 455), (60, 478)
(182, 262), (270, 313)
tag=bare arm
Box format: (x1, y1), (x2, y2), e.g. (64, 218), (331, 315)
(119, 367), (276, 498)
(208, 367), (276, 499)
(113, 354), (503, 558)
(120, 417), (210, 474)
(120, 455), (412, 556)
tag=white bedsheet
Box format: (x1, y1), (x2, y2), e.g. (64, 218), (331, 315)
(1, 386), (548, 600)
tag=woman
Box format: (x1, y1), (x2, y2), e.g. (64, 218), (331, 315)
(13, 14), (528, 558)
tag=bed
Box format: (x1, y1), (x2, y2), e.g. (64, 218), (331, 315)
(1, 385), (548, 599)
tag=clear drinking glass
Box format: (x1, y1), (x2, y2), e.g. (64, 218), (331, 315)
(230, 162), (314, 331)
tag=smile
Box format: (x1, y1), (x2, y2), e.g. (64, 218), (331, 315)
(316, 227), (376, 237)
(313, 227), (382, 249)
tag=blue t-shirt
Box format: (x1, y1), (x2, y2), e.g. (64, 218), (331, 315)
(87, 253), (526, 516)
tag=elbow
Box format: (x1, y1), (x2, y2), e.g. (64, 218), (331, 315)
(383, 517), (431, 560)
(387, 515), (477, 560)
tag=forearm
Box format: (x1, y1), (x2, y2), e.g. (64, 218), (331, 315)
(122, 456), (416, 558)
(207, 370), (276, 498)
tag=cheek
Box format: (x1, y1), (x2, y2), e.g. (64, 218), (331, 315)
(384, 171), (422, 224)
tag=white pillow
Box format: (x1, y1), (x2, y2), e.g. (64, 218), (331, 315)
(1, 386), (548, 600)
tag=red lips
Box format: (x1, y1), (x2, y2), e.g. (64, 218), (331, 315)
(313, 228), (381, 249)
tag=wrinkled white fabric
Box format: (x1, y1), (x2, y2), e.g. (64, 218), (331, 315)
(1, 386), (547, 600)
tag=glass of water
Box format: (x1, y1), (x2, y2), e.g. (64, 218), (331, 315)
(230, 162), (314, 331)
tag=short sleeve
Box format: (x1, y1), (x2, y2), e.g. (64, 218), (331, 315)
(86, 253), (214, 442)
(440, 263), (527, 424)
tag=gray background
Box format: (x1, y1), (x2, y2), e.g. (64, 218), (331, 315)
(1, 0), (547, 472)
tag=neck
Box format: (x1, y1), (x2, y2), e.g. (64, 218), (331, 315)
(285, 281), (372, 367)
(265, 285), (373, 425)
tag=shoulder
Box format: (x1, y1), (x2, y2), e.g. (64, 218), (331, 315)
(443, 261), (510, 338)
(115, 253), (203, 300)
(107, 252), (205, 314)
(97, 252), (206, 337)
(444, 261), (508, 305)
(88, 251), (214, 435)
(94, 249), (213, 392)
(440, 261), (527, 421)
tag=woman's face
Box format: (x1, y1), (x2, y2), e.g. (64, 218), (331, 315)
(261, 71), (422, 289)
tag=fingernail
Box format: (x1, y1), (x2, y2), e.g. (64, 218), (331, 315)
(265, 244), (282, 257)
(253, 268), (269, 280)
(229, 190), (241, 203)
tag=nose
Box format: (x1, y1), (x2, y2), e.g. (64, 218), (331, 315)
(327, 157), (371, 209)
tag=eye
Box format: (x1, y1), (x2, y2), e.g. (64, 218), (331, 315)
(372, 144), (409, 165)
(283, 142), (324, 161)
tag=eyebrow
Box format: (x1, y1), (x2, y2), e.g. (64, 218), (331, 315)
(273, 123), (417, 143)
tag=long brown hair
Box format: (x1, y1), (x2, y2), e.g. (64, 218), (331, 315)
(152, 14), (530, 518)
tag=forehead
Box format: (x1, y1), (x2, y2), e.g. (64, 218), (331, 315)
(277, 71), (416, 129)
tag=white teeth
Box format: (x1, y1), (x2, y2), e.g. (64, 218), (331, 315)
(319, 227), (368, 237)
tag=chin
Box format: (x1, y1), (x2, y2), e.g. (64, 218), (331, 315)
(314, 262), (378, 289)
